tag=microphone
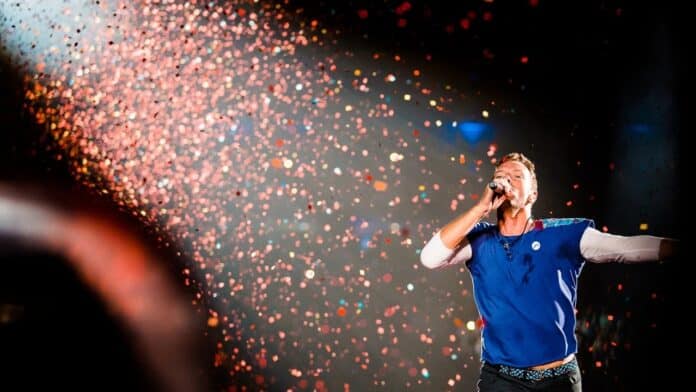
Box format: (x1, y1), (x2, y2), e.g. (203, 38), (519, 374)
(488, 181), (506, 194)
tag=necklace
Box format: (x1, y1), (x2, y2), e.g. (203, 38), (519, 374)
(498, 218), (534, 259)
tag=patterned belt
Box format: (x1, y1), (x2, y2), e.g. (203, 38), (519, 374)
(493, 358), (578, 382)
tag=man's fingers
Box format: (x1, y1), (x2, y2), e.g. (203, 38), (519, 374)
(492, 195), (506, 209)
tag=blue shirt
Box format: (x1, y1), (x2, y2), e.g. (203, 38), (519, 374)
(466, 218), (594, 368)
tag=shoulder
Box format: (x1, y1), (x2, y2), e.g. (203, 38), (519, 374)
(537, 218), (595, 230)
(468, 221), (497, 240)
(471, 220), (496, 234)
(474, 221), (495, 230)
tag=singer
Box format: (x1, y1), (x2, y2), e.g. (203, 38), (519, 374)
(420, 152), (677, 392)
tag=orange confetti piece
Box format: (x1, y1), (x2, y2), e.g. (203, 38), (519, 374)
(373, 180), (388, 192)
(271, 157), (283, 169)
(384, 306), (398, 317)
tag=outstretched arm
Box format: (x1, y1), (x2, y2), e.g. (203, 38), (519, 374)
(580, 227), (678, 263)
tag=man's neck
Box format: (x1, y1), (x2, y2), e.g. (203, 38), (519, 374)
(498, 208), (533, 236)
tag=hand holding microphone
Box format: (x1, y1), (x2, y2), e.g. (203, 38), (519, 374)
(488, 181), (507, 194)
(476, 178), (511, 214)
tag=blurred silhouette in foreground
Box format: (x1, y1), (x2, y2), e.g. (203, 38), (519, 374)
(1, 50), (208, 392)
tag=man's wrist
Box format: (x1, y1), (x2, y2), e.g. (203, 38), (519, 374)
(473, 203), (491, 217)
(658, 238), (679, 261)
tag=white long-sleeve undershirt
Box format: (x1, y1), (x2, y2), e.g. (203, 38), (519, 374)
(420, 227), (662, 269)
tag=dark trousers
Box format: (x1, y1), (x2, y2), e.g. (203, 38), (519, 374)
(477, 362), (582, 391)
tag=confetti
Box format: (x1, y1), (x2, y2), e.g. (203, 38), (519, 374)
(0, 1), (672, 390)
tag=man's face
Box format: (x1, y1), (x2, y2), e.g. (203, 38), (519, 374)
(493, 160), (537, 209)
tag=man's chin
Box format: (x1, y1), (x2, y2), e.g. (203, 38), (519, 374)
(496, 200), (526, 216)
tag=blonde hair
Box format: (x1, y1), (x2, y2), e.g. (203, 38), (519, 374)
(498, 152), (537, 192)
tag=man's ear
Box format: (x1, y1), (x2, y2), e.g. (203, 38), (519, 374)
(528, 191), (538, 204)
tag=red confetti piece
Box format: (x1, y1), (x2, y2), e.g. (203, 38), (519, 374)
(395, 2), (412, 15)
(476, 317), (486, 329)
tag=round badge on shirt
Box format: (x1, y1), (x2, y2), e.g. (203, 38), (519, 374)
(531, 241), (541, 251)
